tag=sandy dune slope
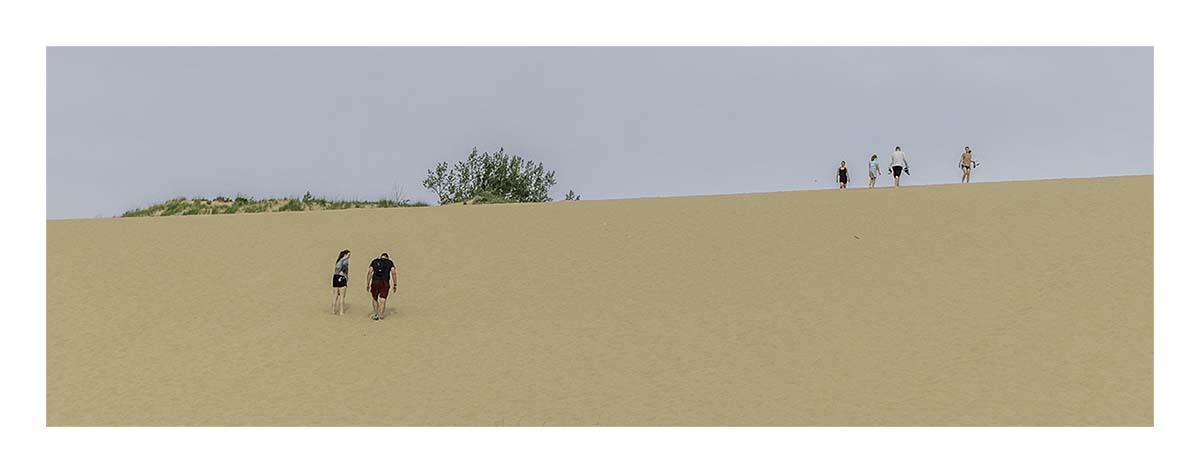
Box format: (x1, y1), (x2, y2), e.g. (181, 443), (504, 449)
(47, 176), (1152, 425)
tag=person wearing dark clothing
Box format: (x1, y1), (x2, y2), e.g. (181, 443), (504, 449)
(331, 249), (350, 315)
(366, 252), (398, 320)
(836, 161), (850, 189)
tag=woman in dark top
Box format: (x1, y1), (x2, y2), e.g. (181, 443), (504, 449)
(836, 161), (850, 189)
(331, 249), (350, 315)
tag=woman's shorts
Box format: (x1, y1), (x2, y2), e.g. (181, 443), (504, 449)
(892, 165), (904, 177)
(332, 274), (347, 288)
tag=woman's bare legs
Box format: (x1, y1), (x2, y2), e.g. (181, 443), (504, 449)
(336, 287), (346, 315)
(332, 288), (338, 314)
(332, 287), (344, 315)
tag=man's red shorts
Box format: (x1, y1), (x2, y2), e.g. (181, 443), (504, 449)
(370, 279), (390, 299)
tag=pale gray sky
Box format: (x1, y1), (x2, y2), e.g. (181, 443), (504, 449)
(48, 47), (1151, 219)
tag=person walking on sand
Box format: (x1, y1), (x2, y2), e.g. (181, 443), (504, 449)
(867, 154), (882, 188)
(960, 146), (977, 183)
(836, 161), (850, 189)
(890, 146), (909, 187)
(331, 249), (350, 315)
(367, 252), (398, 320)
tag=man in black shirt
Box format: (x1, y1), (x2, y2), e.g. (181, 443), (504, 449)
(366, 252), (398, 320)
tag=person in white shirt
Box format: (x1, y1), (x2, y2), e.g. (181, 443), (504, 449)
(889, 146), (909, 187)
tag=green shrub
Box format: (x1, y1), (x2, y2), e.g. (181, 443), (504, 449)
(279, 199), (304, 212)
(124, 192), (428, 216)
(468, 190), (516, 205)
(160, 198), (189, 216)
(423, 147), (558, 205)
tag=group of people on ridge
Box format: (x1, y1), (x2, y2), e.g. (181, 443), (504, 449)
(836, 146), (979, 189)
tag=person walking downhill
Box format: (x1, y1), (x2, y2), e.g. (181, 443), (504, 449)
(867, 154), (882, 188)
(331, 249), (350, 315)
(890, 146), (909, 187)
(366, 252), (398, 320)
(960, 146), (977, 183)
(836, 161), (850, 189)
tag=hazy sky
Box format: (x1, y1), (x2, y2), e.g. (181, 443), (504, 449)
(48, 47), (1151, 219)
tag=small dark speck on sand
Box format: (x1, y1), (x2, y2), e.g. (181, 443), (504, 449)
(853, 235), (860, 239)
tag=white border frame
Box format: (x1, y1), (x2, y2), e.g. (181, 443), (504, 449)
(5, 1), (1195, 471)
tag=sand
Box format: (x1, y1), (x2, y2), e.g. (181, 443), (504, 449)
(46, 175), (1153, 426)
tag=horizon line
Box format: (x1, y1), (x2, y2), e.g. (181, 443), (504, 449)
(46, 173), (1153, 221)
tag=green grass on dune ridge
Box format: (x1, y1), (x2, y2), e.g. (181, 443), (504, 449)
(121, 193), (429, 217)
